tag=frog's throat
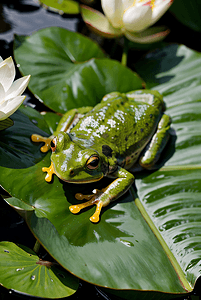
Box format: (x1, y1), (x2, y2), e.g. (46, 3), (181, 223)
(60, 175), (104, 184)
(42, 162), (55, 182)
(31, 134), (52, 153)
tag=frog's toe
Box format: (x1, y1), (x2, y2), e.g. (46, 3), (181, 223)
(69, 199), (94, 215)
(42, 162), (55, 182)
(90, 201), (103, 223)
(31, 134), (52, 153)
(69, 205), (81, 214)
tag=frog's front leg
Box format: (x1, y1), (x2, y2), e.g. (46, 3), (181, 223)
(139, 114), (171, 168)
(69, 167), (134, 223)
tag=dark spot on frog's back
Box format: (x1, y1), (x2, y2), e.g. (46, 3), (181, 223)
(102, 145), (113, 157)
(102, 133), (109, 139)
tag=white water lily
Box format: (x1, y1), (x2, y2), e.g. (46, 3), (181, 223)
(81, 0), (173, 43)
(0, 56), (30, 120)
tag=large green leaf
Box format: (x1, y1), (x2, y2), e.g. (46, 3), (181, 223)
(1, 44), (201, 298)
(134, 43), (201, 286)
(0, 109), (49, 169)
(14, 27), (143, 113)
(0, 242), (78, 298)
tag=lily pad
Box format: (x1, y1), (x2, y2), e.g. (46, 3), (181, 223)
(0, 242), (78, 298)
(1, 44), (201, 298)
(39, 0), (79, 15)
(14, 27), (144, 113)
(0, 109), (49, 169)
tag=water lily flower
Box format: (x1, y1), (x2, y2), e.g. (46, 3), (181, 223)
(81, 0), (173, 43)
(0, 56), (30, 120)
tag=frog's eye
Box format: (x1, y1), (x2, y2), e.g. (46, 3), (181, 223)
(50, 138), (57, 153)
(86, 155), (100, 170)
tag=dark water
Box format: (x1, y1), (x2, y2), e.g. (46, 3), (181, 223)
(0, 1), (201, 300)
(0, 0), (77, 46)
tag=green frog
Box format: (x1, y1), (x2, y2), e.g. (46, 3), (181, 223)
(31, 90), (171, 223)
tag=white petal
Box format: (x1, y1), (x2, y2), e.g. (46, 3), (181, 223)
(151, 0), (173, 26)
(5, 75), (31, 100)
(0, 64), (11, 91)
(123, 0), (152, 10)
(0, 57), (15, 92)
(101, 0), (124, 28)
(0, 95), (25, 120)
(123, 5), (152, 32)
(0, 111), (7, 120)
(0, 83), (5, 105)
(0, 56), (3, 63)
(122, 0), (136, 10)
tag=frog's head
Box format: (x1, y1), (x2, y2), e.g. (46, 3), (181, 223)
(50, 132), (103, 183)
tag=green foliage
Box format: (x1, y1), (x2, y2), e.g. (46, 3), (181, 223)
(39, 0), (79, 14)
(14, 27), (143, 113)
(135, 43), (201, 286)
(0, 29), (201, 299)
(0, 242), (78, 298)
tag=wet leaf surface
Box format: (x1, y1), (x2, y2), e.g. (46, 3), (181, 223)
(0, 42), (201, 298)
(14, 27), (143, 113)
(0, 242), (78, 298)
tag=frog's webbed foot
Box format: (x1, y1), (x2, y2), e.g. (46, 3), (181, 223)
(31, 134), (52, 153)
(69, 168), (134, 223)
(42, 162), (55, 182)
(69, 189), (104, 223)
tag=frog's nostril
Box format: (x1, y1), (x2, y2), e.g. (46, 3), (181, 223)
(69, 169), (74, 176)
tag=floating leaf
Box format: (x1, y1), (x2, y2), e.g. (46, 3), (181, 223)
(1, 45), (201, 298)
(40, 0), (79, 15)
(0, 109), (49, 169)
(14, 27), (144, 113)
(0, 242), (78, 298)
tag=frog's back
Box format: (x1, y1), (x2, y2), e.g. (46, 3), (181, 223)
(70, 92), (163, 159)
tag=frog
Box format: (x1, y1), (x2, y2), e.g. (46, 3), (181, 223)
(31, 90), (171, 223)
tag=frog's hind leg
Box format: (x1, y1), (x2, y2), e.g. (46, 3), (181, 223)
(31, 134), (53, 153)
(139, 114), (171, 169)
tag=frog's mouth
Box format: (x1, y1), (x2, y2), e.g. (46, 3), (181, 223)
(60, 175), (104, 184)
